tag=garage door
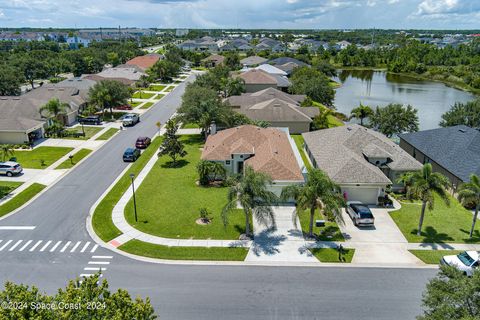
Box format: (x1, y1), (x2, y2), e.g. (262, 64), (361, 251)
(342, 187), (379, 205)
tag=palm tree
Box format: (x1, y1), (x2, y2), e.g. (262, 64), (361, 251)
(458, 174), (480, 238)
(402, 163), (451, 236)
(0, 144), (14, 162)
(349, 103), (373, 126)
(39, 98), (70, 120)
(222, 166), (278, 238)
(281, 169), (345, 238)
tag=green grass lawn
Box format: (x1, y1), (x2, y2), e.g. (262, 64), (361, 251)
(0, 181), (23, 199)
(103, 112), (129, 122)
(164, 86), (174, 92)
(311, 101), (344, 128)
(92, 137), (164, 242)
(298, 209), (345, 241)
(390, 194), (480, 244)
(13, 147), (73, 169)
(310, 247), (354, 263)
(181, 123), (200, 129)
(95, 128), (119, 141)
(147, 85), (166, 92)
(119, 239), (248, 261)
(153, 94), (164, 100)
(132, 92), (156, 99)
(63, 126), (103, 140)
(291, 135), (311, 170)
(124, 135), (245, 240)
(140, 102), (155, 109)
(409, 250), (463, 264)
(0, 183), (46, 218)
(130, 101), (142, 108)
(55, 149), (92, 169)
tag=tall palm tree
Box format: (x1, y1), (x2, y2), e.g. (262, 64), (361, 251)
(458, 174), (480, 238)
(0, 144), (14, 162)
(222, 166), (278, 238)
(281, 169), (345, 238)
(39, 98), (70, 120)
(349, 103), (373, 126)
(403, 163), (451, 236)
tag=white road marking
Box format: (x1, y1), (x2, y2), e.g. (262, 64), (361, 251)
(91, 255), (113, 259)
(90, 244), (98, 253)
(29, 240), (43, 252)
(80, 274), (103, 278)
(80, 242), (90, 253)
(84, 267), (107, 271)
(87, 261), (110, 265)
(0, 226), (36, 230)
(60, 241), (71, 253)
(50, 241), (62, 252)
(8, 240), (23, 251)
(19, 240), (33, 252)
(70, 241), (82, 253)
(0, 240), (13, 251)
(39, 240), (52, 252)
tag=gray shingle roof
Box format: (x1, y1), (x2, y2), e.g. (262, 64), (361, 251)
(240, 56), (268, 66)
(399, 125), (480, 182)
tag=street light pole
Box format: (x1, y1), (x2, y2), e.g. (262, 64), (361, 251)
(130, 173), (138, 222)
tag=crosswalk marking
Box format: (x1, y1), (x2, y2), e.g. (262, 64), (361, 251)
(9, 240), (23, 251)
(80, 242), (90, 253)
(90, 244), (98, 253)
(88, 261), (110, 265)
(0, 240), (13, 251)
(91, 255), (112, 259)
(29, 240), (43, 252)
(39, 240), (52, 252)
(84, 267), (107, 271)
(50, 241), (62, 252)
(60, 241), (71, 253)
(19, 240), (33, 252)
(80, 274), (103, 278)
(70, 241), (81, 253)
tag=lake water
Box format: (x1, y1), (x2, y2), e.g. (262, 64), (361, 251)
(333, 70), (477, 130)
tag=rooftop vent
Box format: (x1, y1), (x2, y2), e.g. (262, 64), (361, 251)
(459, 129), (467, 133)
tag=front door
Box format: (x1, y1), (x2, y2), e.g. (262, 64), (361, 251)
(237, 161), (244, 174)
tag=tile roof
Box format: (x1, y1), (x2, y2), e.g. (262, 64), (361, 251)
(302, 124), (422, 185)
(202, 125), (304, 181)
(237, 69), (277, 85)
(399, 125), (480, 182)
(125, 53), (162, 70)
(254, 64), (288, 76)
(240, 56), (268, 66)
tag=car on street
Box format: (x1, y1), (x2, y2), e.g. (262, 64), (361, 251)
(0, 161), (23, 177)
(346, 201), (375, 227)
(78, 115), (102, 125)
(135, 137), (151, 149)
(123, 148), (141, 162)
(441, 251), (479, 276)
(122, 113), (140, 127)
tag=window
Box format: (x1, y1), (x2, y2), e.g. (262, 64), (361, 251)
(225, 160), (231, 165)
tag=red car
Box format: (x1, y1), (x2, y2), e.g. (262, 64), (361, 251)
(115, 105), (133, 110)
(135, 137), (151, 149)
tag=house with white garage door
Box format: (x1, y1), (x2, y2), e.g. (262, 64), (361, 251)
(302, 124), (422, 205)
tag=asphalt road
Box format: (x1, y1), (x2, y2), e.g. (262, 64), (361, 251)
(0, 74), (438, 320)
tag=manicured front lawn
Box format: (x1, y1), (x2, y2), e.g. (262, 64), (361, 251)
(102, 112), (129, 122)
(310, 247), (355, 263)
(147, 85), (166, 92)
(0, 181), (23, 199)
(124, 135), (245, 240)
(14, 147), (73, 169)
(95, 128), (119, 141)
(63, 126), (103, 140)
(291, 135), (311, 170)
(119, 239), (248, 261)
(181, 123), (200, 129)
(132, 92), (156, 99)
(0, 183), (46, 217)
(55, 149), (92, 169)
(130, 101), (142, 108)
(153, 94), (164, 100)
(390, 194), (480, 243)
(409, 250), (463, 264)
(92, 137), (164, 242)
(298, 209), (345, 241)
(164, 86), (174, 92)
(139, 102), (155, 110)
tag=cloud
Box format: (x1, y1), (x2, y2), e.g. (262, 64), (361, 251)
(416, 0), (480, 15)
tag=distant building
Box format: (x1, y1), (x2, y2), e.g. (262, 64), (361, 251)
(175, 29), (189, 37)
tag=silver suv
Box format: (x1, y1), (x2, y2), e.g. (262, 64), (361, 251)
(0, 161), (23, 177)
(122, 114), (140, 127)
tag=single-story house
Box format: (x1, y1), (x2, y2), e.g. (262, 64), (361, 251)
(236, 69), (291, 93)
(240, 56), (268, 67)
(302, 124), (422, 204)
(399, 125), (480, 188)
(125, 53), (162, 71)
(201, 125), (305, 197)
(266, 57), (310, 76)
(225, 88), (319, 134)
(254, 64), (288, 76)
(88, 65), (146, 85)
(202, 54), (225, 68)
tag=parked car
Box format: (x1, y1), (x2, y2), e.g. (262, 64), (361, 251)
(346, 201), (375, 227)
(115, 104), (133, 110)
(122, 114), (140, 127)
(0, 161), (23, 177)
(441, 251), (479, 276)
(135, 137), (151, 149)
(123, 148), (141, 162)
(78, 115), (102, 125)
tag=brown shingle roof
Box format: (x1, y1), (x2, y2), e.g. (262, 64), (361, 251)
(237, 69), (277, 85)
(202, 125), (303, 181)
(125, 53), (161, 70)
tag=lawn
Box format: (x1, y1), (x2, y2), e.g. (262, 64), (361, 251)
(310, 247), (354, 263)
(153, 94), (164, 100)
(164, 86), (174, 92)
(95, 128), (119, 141)
(92, 136), (164, 242)
(132, 92), (156, 99)
(298, 209), (345, 241)
(63, 126), (103, 140)
(0, 183), (46, 218)
(0, 181), (23, 199)
(409, 250), (463, 264)
(311, 101), (344, 127)
(103, 112), (129, 122)
(130, 101), (142, 108)
(119, 240), (248, 261)
(291, 135), (312, 170)
(390, 194), (480, 244)
(147, 85), (166, 92)
(124, 135), (245, 240)
(181, 123), (200, 129)
(55, 149), (92, 169)
(14, 147), (73, 169)
(140, 102), (155, 109)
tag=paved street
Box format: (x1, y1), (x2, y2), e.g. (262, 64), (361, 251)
(0, 73), (438, 319)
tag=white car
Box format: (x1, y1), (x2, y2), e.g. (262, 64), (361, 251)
(441, 251), (479, 276)
(0, 161), (23, 177)
(122, 114), (140, 127)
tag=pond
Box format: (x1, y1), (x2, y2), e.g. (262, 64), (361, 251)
(333, 70), (477, 130)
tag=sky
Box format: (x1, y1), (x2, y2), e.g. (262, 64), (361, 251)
(0, 0), (479, 29)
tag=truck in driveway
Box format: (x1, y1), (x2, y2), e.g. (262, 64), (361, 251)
(441, 251), (479, 276)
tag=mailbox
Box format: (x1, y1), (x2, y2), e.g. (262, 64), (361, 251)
(315, 220), (325, 227)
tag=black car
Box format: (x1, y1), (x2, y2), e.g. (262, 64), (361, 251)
(78, 115), (102, 125)
(123, 148), (141, 162)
